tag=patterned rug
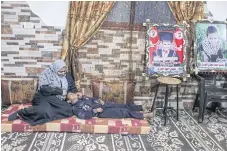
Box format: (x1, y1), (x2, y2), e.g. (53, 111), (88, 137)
(1, 109), (227, 151)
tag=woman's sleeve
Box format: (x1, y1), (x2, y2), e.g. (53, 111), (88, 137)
(38, 73), (51, 88)
(38, 72), (63, 96)
(66, 73), (78, 93)
(39, 86), (63, 96)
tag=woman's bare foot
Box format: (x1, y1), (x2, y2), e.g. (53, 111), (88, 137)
(142, 102), (152, 112)
(144, 112), (154, 119)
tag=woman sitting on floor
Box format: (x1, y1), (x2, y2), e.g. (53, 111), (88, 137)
(68, 93), (154, 120)
(8, 60), (81, 126)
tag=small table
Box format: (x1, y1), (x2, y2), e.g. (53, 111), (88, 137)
(151, 77), (181, 125)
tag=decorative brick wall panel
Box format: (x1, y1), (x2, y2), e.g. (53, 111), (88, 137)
(1, 1), (63, 77)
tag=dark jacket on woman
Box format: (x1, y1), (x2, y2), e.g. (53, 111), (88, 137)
(17, 73), (77, 126)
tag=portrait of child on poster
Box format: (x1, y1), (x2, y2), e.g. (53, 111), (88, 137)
(147, 25), (185, 76)
(195, 22), (227, 72)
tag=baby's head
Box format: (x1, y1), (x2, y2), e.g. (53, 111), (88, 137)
(67, 93), (79, 103)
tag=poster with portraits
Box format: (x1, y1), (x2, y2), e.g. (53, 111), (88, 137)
(195, 21), (227, 72)
(145, 24), (187, 77)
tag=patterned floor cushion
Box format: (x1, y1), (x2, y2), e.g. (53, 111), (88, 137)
(1, 104), (151, 134)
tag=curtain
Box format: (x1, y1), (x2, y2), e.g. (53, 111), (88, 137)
(61, 1), (114, 89)
(168, 1), (204, 72)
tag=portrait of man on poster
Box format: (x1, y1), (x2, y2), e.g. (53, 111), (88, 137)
(152, 32), (179, 62)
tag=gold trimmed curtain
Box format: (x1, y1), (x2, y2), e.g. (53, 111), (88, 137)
(61, 1), (115, 89)
(168, 1), (204, 72)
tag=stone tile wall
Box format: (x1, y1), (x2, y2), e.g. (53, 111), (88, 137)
(1, 1), (63, 77)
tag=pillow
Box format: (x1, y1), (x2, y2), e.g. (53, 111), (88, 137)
(81, 86), (93, 98)
(92, 80), (136, 104)
(1, 78), (38, 105)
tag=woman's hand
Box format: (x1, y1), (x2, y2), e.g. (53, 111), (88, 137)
(96, 108), (103, 112)
(99, 99), (105, 105)
(93, 108), (103, 113)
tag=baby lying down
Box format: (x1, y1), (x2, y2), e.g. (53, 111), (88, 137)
(67, 93), (154, 120)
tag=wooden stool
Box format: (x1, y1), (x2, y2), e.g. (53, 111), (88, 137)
(152, 77), (181, 125)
